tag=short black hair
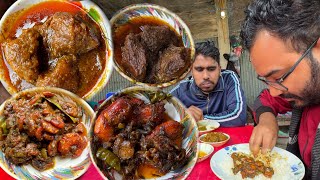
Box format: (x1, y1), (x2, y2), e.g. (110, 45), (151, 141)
(241, 0), (320, 53)
(195, 41), (220, 65)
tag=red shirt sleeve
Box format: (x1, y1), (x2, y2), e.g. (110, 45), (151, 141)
(253, 89), (292, 123)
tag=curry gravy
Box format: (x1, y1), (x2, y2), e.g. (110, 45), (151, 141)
(113, 16), (184, 72)
(0, 1), (107, 97)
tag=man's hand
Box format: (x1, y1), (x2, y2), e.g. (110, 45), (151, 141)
(186, 105), (203, 121)
(249, 112), (279, 156)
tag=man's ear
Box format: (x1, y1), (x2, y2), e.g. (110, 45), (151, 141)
(316, 37), (320, 47)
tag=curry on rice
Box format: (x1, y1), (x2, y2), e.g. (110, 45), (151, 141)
(231, 152), (274, 179)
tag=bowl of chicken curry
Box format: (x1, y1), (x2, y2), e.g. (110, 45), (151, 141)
(0, 0), (113, 100)
(89, 86), (198, 179)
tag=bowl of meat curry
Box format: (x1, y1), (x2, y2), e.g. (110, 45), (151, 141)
(89, 86), (198, 179)
(0, 0), (113, 100)
(0, 87), (94, 179)
(111, 4), (195, 88)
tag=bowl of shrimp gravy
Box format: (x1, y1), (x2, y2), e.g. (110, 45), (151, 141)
(0, 0), (113, 100)
(111, 4), (195, 88)
(0, 87), (94, 179)
(89, 86), (198, 179)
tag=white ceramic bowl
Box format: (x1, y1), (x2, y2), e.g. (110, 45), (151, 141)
(110, 3), (195, 88)
(0, 0), (113, 100)
(197, 143), (214, 163)
(199, 132), (230, 147)
(89, 86), (198, 179)
(0, 87), (94, 179)
(197, 120), (220, 135)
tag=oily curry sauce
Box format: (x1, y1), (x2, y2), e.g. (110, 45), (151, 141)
(0, 1), (107, 97)
(4, 1), (82, 38)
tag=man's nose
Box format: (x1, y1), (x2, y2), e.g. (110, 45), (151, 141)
(203, 70), (210, 79)
(269, 86), (284, 97)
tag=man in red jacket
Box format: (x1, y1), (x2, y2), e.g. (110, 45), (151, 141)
(241, 0), (319, 179)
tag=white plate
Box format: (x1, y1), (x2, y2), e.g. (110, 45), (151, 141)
(210, 143), (305, 180)
(197, 143), (214, 162)
(197, 120), (220, 135)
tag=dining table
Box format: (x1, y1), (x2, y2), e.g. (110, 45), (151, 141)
(0, 125), (254, 180)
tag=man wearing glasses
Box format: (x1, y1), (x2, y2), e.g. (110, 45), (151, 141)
(241, 0), (319, 179)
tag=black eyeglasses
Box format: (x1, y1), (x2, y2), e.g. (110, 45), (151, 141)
(257, 38), (318, 91)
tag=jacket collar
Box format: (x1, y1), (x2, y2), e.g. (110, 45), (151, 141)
(190, 74), (225, 98)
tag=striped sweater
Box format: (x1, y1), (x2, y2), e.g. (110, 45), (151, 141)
(170, 70), (247, 127)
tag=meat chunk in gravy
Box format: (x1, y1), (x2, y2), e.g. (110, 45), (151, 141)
(2, 28), (40, 83)
(156, 45), (190, 83)
(78, 49), (103, 89)
(36, 55), (79, 93)
(40, 12), (100, 59)
(140, 25), (178, 52)
(119, 24), (191, 84)
(121, 33), (147, 81)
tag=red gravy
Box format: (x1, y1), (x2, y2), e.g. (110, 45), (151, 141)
(0, 1), (107, 97)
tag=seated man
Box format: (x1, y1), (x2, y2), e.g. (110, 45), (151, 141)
(170, 41), (247, 127)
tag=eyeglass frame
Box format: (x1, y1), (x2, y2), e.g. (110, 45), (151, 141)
(257, 38), (319, 91)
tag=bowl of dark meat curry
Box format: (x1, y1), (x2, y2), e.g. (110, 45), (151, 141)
(0, 0), (113, 100)
(111, 4), (195, 88)
(89, 86), (198, 179)
(0, 87), (94, 179)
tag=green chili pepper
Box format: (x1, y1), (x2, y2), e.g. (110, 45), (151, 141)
(118, 123), (125, 129)
(41, 148), (48, 159)
(96, 147), (121, 171)
(150, 91), (169, 103)
(14, 152), (25, 158)
(0, 119), (8, 135)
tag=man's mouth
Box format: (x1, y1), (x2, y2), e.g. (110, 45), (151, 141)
(284, 98), (296, 102)
(201, 82), (212, 87)
(280, 94), (303, 101)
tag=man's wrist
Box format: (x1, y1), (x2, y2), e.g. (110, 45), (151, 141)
(255, 106), (276, 124)
(258, 112), (278, 127)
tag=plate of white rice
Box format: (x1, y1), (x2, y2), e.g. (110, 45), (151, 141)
(210, 143), (305, 180)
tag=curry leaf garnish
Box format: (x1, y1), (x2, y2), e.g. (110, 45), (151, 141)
(43, 92), (82, 123)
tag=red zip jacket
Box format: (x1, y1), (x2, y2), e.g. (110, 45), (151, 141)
(254, 89), (320, 168)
